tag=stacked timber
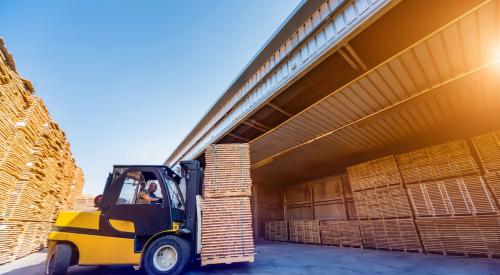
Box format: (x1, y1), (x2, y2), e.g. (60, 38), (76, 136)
(398, 138), (499, 257)
(416, 215), (500, 257)
(289, 220), (321, 244)
(472, 131), (500, 200)
(201, 144), (254, 266)
(348, 156), (421, 252)
(0, 39), (83, 264)
(319, 220), (361, 248)
(264, 221), (288, 242)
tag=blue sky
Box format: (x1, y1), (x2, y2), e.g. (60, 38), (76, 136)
(0, 0), (301, 195)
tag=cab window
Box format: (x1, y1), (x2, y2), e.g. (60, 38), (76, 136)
(117, 171), (141, 204)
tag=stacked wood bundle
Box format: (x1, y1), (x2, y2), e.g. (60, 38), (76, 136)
(397, 139), (479, 183)
(416, 215), (500, 257)
(319, 220), (361, 247)
(347, 156), (421, 251)
(406, 175), (497, 217)
(204, 143), (251, 198)
(201, 144), (254, 266)
(358, 219), (421, 252)
(472, 131), (500, 201)
(0, 39), (83, 264)
(264, 221), (288, 242)
(289, 220), (321, 244)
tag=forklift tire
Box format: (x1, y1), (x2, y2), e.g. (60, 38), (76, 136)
(143, 235), (191, 275)
(45, 243), (72, 275)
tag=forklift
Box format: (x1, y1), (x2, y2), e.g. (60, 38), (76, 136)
(45, 161), (203, 275)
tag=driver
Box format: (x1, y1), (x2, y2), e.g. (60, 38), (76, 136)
(137, 182), (161, 204)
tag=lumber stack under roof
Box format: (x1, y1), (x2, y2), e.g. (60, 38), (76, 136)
(201, 143), (254, 266)
(0, 39), (84, 264)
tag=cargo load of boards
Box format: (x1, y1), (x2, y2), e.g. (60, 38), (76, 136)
(201, 143), (255, 265)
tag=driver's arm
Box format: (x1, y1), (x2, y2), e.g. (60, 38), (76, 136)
(138, 190), (159, 202)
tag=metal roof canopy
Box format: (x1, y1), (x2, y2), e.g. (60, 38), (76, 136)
(249, 0), (500, 186)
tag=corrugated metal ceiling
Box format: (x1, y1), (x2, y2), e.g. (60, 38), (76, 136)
(250, 0), (500, 186)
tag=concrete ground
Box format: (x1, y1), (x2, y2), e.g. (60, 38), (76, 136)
(1, 241), (500, 275)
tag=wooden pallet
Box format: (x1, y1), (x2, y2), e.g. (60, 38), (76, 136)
(396, 139), (479, 184)
(201, 197), (255, 266)
(347, 155), (402, 192)
(353, 185), (412, 220)
(471, 131), (500, 173)
(319, 220), (362, 247)
(265, 221), (289, 242)
(406, 175), (497, 217)
(416, 215), (500, 257)
(289, 220), (321, 244)
(358, 219), (422, 252)
(204, 143), (252, 198)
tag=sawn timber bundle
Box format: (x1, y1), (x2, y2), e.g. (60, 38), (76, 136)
(201, 143), (254, 266)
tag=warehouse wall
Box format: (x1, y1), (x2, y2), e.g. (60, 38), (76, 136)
(0, 39), (84, 264)
(263, 131), (500, 258)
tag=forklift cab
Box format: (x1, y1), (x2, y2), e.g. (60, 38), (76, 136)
(99, 165), (185, 250)
(46, 161), (203, 275)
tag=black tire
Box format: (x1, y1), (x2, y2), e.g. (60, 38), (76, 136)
(143, 235), (192, 275)
(45, 243), (72, 275)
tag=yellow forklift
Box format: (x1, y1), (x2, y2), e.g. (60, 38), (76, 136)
(45, 161), (203, 275)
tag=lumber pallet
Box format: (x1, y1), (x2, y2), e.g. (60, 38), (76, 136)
(204, 143), (252, 198)
(289, 220), (321, 244)
(406, 175), (497, 217)
(319, 220), (362, 247)
(416, 215), (500, 257)
(471, 131), (500, 173)
(265, 221), (289, 242)
(396, 139), (479, 184)
(201, 197), (254, 266)
(347, 155), (401, 192)
(358, 219), (422, 252)
(353, 185), (412, 220)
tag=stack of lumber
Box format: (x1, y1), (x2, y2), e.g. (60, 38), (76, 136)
(201, 144), (254, 266)
(416, 215), (500, 257)
(289, 220), (321, 244)
(397, 139), (479, 183)
(319, 220), (361, 247)
(348, 155), (421, 251)
(204, 143), (252, 197)
(472, 131), (500, 200)
(73, 194), (97, 211)
(0, 39), (83, 264)
(358, 219), (421, 252)
(264, 221), (288, 242)
(397, 137), (500, 257)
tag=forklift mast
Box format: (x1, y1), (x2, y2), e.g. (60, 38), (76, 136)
(179, 160), (203, 248)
